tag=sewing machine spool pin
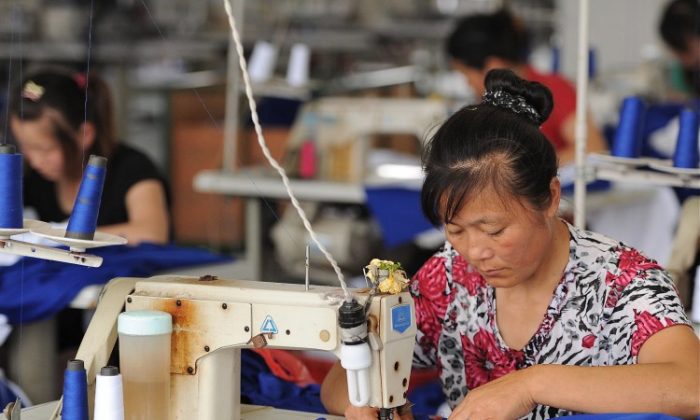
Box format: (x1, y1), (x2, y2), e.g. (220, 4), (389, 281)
(305, 244), (310, 291)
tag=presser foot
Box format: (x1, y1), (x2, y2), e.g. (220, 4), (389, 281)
(378, 408), (394, 420)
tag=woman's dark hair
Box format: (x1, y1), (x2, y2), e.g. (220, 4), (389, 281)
(10, 68), (117, 180)
(659, 0), (700, 53)
(446, 9), (529, 70)
(421, 69), (557, 226)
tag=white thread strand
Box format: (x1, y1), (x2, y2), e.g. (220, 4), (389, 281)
(81, 0), (95, 170)
(136, 0), (303, 255)
(222, 0), (351, 301)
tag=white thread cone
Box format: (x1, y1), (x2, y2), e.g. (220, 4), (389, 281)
(286, 43), (310, 87)
(94, 368), (124, 420)
(248, 41), (278, 83)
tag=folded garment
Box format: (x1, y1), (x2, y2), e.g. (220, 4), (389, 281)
(241, 349), (325, 414)
(0, 243), (229, 324)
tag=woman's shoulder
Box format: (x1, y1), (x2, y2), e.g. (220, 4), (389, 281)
(411, 241), (487, 295)
(565, 222), (671, 300)
(108, 143), (159, 172)
(106, 143), (164, 183)
(567, 223), (642, 267)
(101, 143), (167, 201)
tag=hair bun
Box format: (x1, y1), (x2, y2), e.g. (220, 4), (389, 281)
(483, 69), (553, 125)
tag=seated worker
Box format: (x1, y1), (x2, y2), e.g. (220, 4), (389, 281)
(446, 9), (609, 165)
(321, 70), (700, 419)
(659, 0), (700, 97)
(9, 68), (170, 244)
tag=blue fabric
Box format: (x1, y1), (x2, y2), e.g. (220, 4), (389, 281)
(561, 180), (611, 195)
(0, 243), (229, 324)
(247, 97), (303, 127)
(364, 186), (437, 248)
(0, 378), (21, 411)
(240, 349), (326, 414)
(408, 380), (445, 419)
(567, 414), (682, 420)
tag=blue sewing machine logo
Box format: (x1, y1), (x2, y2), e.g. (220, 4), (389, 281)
(260, 315), (279, 334)
(391, 304), (412, 334)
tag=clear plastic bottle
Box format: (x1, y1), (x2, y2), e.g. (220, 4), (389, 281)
(118, 310), (172, 420)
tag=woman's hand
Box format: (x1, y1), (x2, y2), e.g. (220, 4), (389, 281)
(448, 367), (537, 420)
(344, 405), (380, 419)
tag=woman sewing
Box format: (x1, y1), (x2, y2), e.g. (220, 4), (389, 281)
(9, 68), (170, 244)
(320, 69), (700, 419)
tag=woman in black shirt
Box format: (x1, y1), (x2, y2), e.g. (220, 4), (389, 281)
(10, 68), (169, 244)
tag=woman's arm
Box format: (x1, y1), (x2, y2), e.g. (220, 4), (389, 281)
(531, 325), (699, 416)
(321, 361), (414, 420)
(450, 325), (700, 419)
(321, 361), (351, 415)
(98, 179), (169, 244)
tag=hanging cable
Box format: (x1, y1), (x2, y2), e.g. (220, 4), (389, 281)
(222, 0), (351, 301)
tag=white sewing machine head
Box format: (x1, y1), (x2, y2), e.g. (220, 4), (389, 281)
(69, 275), (416, 419)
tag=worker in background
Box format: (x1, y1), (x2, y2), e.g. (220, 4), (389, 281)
(321, 69), (699, 420)
(9, 68), (170, 245)
(659, 0), (700, 98)
(8, 67), (172, 378)
(446, 9), (609, 165)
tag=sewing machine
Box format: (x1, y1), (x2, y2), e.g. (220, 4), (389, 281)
(284, 97), (448, 183)
(42, 274), (415, 419)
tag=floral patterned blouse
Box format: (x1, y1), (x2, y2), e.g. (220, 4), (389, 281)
(410, 222), (690, 419)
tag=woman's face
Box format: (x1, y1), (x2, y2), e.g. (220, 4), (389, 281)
(11, 114), (66, 182)
(444, 185), (557, 288)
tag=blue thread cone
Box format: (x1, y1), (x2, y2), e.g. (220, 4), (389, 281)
(66, 155), (107, 240)
(62, 359), (89, 420)
(612, 97), (645, 158)
(0, 144), (23, 229)
(588, 48), (597, 79)
(551, 47), (560, 74)
(673, 109), (699, 168)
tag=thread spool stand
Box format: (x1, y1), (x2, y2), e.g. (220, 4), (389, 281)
(0, 150), (126, 267)
(0, 219), (126, 269)
(30, 223), (126, 253)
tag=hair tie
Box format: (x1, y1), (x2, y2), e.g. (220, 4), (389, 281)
(22, 81), (45, 102)
(74, 72), (87, 90)
(482, 90), (541, 124)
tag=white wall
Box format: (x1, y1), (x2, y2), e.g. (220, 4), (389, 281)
(557, 0), (668, 79)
